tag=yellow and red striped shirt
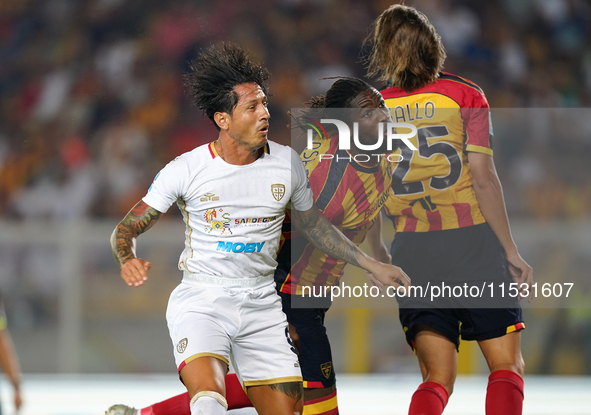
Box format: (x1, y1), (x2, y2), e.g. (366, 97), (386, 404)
(278, 136), (393, 294)
(381, 72), (492, 232)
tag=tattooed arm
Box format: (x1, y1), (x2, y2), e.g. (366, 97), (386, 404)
(291, 204), (410, 289)
(110, 200), (162, 287)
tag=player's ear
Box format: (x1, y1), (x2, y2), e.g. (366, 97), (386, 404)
(214, 112), (230, 130)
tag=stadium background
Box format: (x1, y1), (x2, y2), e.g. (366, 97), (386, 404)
(0, 0), (590, 406)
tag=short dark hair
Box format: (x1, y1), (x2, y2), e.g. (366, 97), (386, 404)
(366, 5), (446, 92)
(183, 42), (270, 130)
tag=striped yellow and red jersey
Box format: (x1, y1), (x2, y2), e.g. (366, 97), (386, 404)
(277, 136), (393, 294)
(381, 72), (493, 233)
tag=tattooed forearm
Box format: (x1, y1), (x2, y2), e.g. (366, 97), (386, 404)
(291, 206), (363, 268)
(269, 381), (303, 402)
(110, 201), (162, 267)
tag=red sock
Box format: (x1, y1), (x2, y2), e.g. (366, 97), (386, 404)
(224, 373), (253, 409)
(485, 370), (524, 415)
(408, 381), (449, 415)
(140, 393), (190, 415)
(139, 373), (252, 415)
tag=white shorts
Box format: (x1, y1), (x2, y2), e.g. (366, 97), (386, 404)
(166, 275), (302, 387)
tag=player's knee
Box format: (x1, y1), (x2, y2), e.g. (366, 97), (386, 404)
(421, 365), (456, 395)
(489, 355), (525, 377)
(442, 380), (454, 397)
(424, 374), (455, 396)
(190, 391), (227, 415)
(513, 355), (525, 377)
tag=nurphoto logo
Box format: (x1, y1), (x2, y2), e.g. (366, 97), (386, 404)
(304, 117), (417, 163)
(306, 119), (417, 151)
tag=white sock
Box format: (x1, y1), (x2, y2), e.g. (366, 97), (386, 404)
(190, 394), (227, 415)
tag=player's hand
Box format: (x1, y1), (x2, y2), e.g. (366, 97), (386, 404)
(121, 258), (151, 287)
(288, 323), (300, 354)
(365, 271), (384, 291)
(14, 386), (22, 411)
(506, 251), (534, 302)
(366, 261), (411, 293)
(365, 247), (390, 291)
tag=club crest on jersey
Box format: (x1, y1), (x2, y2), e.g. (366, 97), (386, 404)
(177, 338), (188, 353)
(321, 362), (332, 379)
(272, 184), (285, 201)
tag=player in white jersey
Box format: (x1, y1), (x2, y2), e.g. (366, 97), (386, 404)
(144, 139), (308, 282)
(110, 43), (410, 415)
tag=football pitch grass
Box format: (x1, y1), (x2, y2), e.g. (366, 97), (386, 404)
(1, 374), (590, 415)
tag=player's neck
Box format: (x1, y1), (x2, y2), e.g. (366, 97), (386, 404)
(214, 135), (265, 165)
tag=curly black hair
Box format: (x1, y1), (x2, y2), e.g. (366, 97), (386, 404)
(183, 42), (270, 130)
(291, 77), (376, 134)
(306, 76), (374, 109)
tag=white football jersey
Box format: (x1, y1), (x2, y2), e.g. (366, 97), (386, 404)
(143, 141), (313, 279)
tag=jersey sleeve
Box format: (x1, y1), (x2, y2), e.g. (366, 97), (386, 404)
(462, 91), (494, 156)
(142, 157), (189, 213)
(290, 148), (314, 212)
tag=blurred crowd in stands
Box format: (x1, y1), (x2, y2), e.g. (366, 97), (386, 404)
(0, 0), (590, 221)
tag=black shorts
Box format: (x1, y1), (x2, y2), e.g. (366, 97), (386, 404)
(399, 307), (524, 351)
(391, 223), (524, 350)
(278, 291), (335, 389)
